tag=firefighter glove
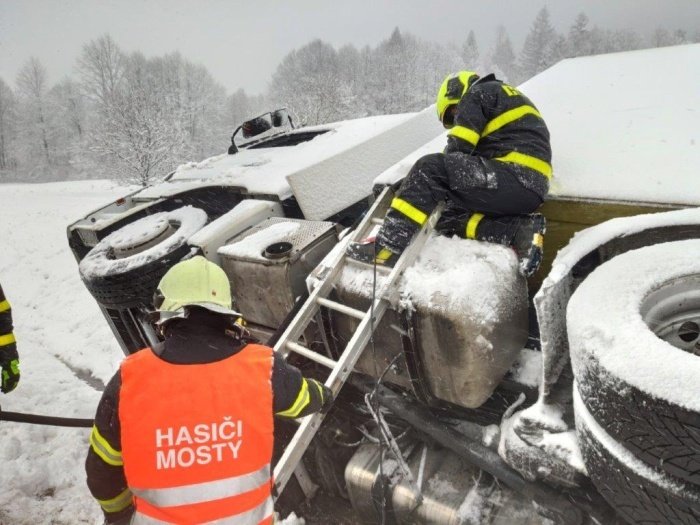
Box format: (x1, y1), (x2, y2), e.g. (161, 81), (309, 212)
(1, 355), (19, 393)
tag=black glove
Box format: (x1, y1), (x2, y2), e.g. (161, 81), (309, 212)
(0, 347), (20, 393)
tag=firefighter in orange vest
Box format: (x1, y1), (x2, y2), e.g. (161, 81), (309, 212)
(86, 256), (332, 524)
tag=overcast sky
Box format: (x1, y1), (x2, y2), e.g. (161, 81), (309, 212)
(1, 0), (698, 95)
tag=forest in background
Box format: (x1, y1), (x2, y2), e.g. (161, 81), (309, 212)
(1, 7), (697, 186)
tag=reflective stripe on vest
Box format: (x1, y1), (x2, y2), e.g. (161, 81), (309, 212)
(131, 464), (270, 507)
(120, 344), (274, 524)
(132, 496), (273, 525)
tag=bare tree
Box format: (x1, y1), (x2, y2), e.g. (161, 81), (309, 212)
(77, 34), (126, 105)
(0, 78), (17, 171)
(16, 57), (52, 166)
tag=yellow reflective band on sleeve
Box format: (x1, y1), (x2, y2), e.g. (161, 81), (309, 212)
(533, 233), (544, 248)
(0, 333), (16, 347)
(97, 487), (133, 514)
(482, 105), (542, 138)
(0, 300), (10, 313)
(90, 426), (123, 466)
(390, 197), (428, 225)
(465, 213), (484, 239)
(494, 152), (552, 179)
(277, 378), (310, 418)
(447, 125), (480, 147)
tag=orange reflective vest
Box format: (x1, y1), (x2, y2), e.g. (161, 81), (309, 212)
(119, 344), (274, 525)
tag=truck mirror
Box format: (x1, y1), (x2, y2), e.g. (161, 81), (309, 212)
(272, 109), (289, 127)
(242, 115), (273, 139)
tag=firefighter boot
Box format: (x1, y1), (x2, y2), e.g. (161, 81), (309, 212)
(473, 213), (546, 277)
(346, 237), (400, 267)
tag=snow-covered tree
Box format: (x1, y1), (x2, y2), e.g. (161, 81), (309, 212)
(611, 29), (642, 52)
(271, 39), (351, 125)
(16, 57), (53, 167)
(461, 30), (479, 67)
(567, 12), (592, 57)
(48, 78), (87, 170)
(520, 7), (558, 80)
(492, 26), (517, 82)
(0, 78), (17, 172)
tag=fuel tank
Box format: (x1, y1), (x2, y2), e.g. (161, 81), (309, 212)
(326, 235), (528, 409)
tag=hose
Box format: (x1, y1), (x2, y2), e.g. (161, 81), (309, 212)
(0, 404), (93, 427)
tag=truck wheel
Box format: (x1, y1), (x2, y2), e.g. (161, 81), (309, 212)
(575, 389), (700, 525)
(568, 239), (700, 488)
(78, 206), (208, 309)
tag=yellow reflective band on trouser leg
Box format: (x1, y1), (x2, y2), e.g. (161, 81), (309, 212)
(0, 333), (16, 347)
(390, 198), (428, 225)
(494, 152), (552, 179)
(0, 300), (10, 313)
(465, 213), (485, 239)
(533, 233), (544, 248)
(97, 487), (133, 514)
(90, 426), (124, 466)
(277, 378), (310, 418)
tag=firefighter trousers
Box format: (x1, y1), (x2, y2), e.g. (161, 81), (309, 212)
(376, 152), (544, 253)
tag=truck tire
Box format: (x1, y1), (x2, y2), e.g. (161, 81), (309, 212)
(568, 239), (700, 487)
(575, 389), (700, 525)
(78, 206), (208, 309)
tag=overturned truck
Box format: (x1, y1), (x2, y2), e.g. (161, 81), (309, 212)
(68, 45), (700, 524)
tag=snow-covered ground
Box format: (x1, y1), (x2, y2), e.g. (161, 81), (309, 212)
(0, 181), (128, 524)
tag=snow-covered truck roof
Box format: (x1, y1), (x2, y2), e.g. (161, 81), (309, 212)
(376, 44), (700, 207)
(138, 114), (414, 200)
(522, 43), (700, 206)
(138, 108), (445, 220)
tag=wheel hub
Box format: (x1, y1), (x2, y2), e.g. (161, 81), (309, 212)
(112, 216), (176, 259)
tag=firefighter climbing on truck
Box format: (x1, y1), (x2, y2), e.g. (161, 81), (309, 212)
(348, 70), (551, 277)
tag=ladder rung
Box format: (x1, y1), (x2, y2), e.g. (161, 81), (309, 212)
(316, 297), (366, 320)
(370, 218), (384, 225)
(286, 341), (338, 369)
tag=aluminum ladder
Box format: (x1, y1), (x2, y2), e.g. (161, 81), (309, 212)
(272, 187), (443, 495)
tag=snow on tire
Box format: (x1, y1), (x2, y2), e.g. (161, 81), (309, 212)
(574, 388), (700, 524)
(568, 239), (700, 490)
(79, 206), (208, 309)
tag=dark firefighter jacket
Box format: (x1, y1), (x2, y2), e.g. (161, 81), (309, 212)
(86, 308), (331, 523)
(0, 284), (16, 354)
(0, 283), (19, 392)
(445, 74), (552, 199)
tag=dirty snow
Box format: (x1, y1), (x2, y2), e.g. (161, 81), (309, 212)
(568, 239), (700, 412)
(78, 206), (207, 279)
(218, 221), (301, 261)
(508, 349), (542, 388)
